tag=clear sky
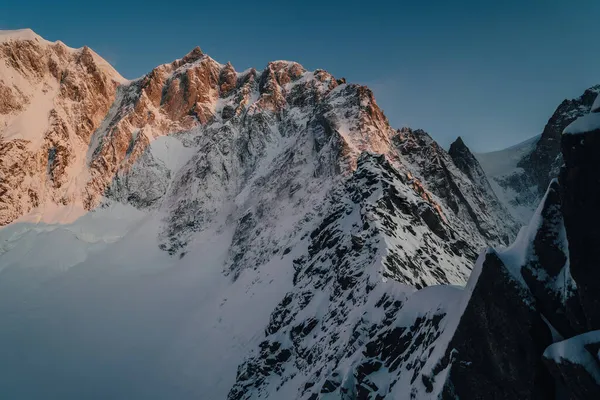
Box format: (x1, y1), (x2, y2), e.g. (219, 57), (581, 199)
(1, 0), (599, 152)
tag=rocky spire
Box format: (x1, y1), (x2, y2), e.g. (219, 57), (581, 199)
(448, 136), (481, 181)
(179, 46), (203, 65)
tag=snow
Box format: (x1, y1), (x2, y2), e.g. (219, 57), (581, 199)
(17, 203), (89, 225)
(0, 37), (62, 148)
(0, 204), (292, 398)
(148, 135), (196, 172)
(563, 112), (600, 135)
(0, 34), (525, 398)
(86, 47), (128, 84)
(544, 330), (600, 384)
(495, 180), (554, 284)
(476, 135), (539, 178)
(0, 28), (79, 53)
(0, 31), (124, 151)
(0, 79), (58, 148)
(592, 92), (600, 113)
(475, 135), (540, 223)
(0, 28), (47, 44)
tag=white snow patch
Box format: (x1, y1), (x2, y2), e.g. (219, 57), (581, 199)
(476, 135), (540, 178)
(0, 203), (291, 398)
(0, 80), (58, 148)
(494, 180), (555, 286)
(544, 330), (600, 384)
(591, 92), (600, 113)
(149, 135), (196, 173)
(0, 28), (47, 44)
(563, 112), (600, 135)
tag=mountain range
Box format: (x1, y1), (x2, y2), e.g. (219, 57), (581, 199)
(0, 29), (598, 399)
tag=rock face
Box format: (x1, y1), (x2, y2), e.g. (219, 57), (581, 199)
(521, 86), (600, 195)
(520, 180), (586, 337)
(0, 30), (124, 224)
(394, 130), (518, 246)
(0, 29), (516, 254)
(439, 251), (554, 400)
(225, 105), (599, 398)
(560, 106), (600, 331)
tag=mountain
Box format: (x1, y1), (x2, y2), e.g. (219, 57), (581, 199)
(477, 85), (600, 224)
(229, 90), (600, 399)
(0, 29), (126, 225)
(0, 29), (576, 399)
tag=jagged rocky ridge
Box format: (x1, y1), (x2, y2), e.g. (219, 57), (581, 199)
(0, 29), (518, 255)
(227, 91), (600, 399)
(477, 84), (600, 224)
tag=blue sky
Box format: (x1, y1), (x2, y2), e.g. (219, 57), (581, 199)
(2, 0), (599, 151)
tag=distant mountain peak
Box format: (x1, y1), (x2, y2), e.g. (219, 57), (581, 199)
(180, 45), (204, 65)
(0, 28), (45, 43)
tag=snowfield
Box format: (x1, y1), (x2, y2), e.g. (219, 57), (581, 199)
(0, 203), (292, 398)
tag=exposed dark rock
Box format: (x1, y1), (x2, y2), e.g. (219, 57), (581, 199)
(520, 180), (587, 337)
(222, 104), (235, 120)
(560, 127), (600, 331)
(440, 252), (554, 400)
(448, 136), (481, 182)
(419, 205), (447, 240)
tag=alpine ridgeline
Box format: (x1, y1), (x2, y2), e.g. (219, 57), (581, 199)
(477, 84), (600, 223)
(0, 29), (597, 399)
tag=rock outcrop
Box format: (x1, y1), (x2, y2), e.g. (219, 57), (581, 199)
(521, 86), (600, 196)
(560, 104), (600, 332)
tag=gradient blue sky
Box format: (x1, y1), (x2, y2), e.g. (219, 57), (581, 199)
(2, 0), (599, 151)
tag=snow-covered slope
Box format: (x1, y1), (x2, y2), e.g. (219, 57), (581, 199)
(476, 134), (540, 179)
(475, 134), (540, 223)
(0, 30), (536, 399)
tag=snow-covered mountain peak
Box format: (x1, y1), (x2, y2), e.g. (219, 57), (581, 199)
(0, 29), (126, 85)
(0, 28), (48, 44)
(0, 31), (127, 224)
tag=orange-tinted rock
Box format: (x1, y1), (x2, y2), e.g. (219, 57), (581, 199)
(219, 62), (237, 96)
